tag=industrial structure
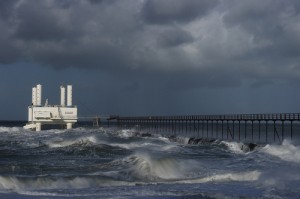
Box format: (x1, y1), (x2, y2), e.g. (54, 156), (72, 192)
(24, 84), (78, 131)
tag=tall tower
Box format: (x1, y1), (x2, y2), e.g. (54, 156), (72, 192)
(60, 86), (66, 106)
(66, 85), (73, 129)
(67, 85), (72, 107)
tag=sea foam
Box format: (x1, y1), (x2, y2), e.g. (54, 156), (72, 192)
(177, 170), (261, 184)
(261, 140), (300, 163)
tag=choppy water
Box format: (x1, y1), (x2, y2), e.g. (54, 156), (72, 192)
(0, 123), (300, 198)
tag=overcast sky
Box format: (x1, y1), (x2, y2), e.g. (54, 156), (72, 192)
(1, 0), (300, 120)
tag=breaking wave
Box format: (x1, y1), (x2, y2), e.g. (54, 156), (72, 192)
(177, 170), (261, 184)
(46, 135), (100, 148)
(122, 153), (188, 180)
(261, 140), (300, 163)
(0, 175), (133, 190)
(221, 141), (245, 154)
(0, 124), (299, 198)
(216, 139), (300, 164)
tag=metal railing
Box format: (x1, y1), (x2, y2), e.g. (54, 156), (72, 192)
(115, 113), (300, 121)
(110, 113), (300, 144)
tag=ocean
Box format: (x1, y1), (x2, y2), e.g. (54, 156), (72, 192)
(0, 121), (299, 198)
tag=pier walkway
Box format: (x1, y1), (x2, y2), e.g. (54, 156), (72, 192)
(107, 113), (300, 143)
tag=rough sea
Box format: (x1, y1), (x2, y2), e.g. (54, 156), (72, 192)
(0, 121), (300, 198)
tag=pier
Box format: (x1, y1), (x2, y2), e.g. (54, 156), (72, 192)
(107, 113), (300, 143)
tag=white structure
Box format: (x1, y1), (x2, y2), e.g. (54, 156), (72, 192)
(67, 85), (72, 106)
(60, 86), (66, 106)
(24, 84), (78, 131)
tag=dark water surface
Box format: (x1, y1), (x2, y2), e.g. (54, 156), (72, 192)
(0, 122), (299, 198)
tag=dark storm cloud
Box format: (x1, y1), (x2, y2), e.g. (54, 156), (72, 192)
(0, 0), (18, 19)
(0, 0), (300, 90)
(0, 38), (21, 64)
(223, 0), (289, 42)
(142, 0), (219, 24)
(156, 27), (195, 48)
(0, 0), (22, 64)
(88, 0), (114, 5)
(222, 0), (300, 80)
(14, 1), (72, 41)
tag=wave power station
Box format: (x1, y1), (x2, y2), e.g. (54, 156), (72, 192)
(23, 84), (78, 131)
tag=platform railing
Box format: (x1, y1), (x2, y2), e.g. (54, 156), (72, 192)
(109, 113), (300, 143)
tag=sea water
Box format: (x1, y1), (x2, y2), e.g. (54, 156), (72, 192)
(0, 122), (299, 198)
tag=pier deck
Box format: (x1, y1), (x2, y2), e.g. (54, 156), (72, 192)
(108, 113), (300, 143)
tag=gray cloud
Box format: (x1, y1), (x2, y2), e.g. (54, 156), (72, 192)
(0, 0), (18, 19)
(156, 27), (195, 48)
(222, 0), (300, 81)
(0, 38), (21, 64)
(14, 1), (72, 41)
(0, 0), (300, 91)
(223, 0), (289, 46)
(142, 0), (219, 24)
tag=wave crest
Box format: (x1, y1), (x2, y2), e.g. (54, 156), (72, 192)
(123, 153), (188, 180)
(177, 170), (261, 184)
(262, 140), (300, 163)
(46, 136), (100, 148)
(0, 175), (132, 190)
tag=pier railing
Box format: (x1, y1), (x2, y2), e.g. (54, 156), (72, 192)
(115, 113), (300, 121)
(108, 113), (300, 143)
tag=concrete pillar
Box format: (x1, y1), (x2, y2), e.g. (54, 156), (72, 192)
(67, 123), (72, 129)
(28, 107), (33, 122)
(36, 123), (41, 131)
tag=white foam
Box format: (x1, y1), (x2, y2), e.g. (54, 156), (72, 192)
(157, 136), (170, 142)
(117, 129), (135, 138)
(221, 141), (244, 154)
(261, 139), (300, 163)
(110, 141), (177, 152)
(161, 144), (180, 152)
(131, 155), (185, 179)
(0, 175), (134, 190)
(172, 136), (190, 145)
(123, 153), (201, 180)
(0, 170), (261, 191)
(111, 142), (146, 150)
(0, 127), (22, 133)
(177, 170), (261, 184)
(45, 129), (68, 134)
(46, 135), (99, 148)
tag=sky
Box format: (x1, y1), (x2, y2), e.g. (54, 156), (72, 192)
(1, 0), (300, 120)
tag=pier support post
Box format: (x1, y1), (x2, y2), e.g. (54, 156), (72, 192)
(259, 121), (261, 142)
(266, 121), (268, 143)
(67, 123), (72, 129)
(291, 120), (293, 140)
(36, 123), (41, 131)
(238, 121), (240, 141)
(245, 121), (247, 140)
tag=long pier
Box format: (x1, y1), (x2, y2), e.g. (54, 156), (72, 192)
(108, 113), (300, 143)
